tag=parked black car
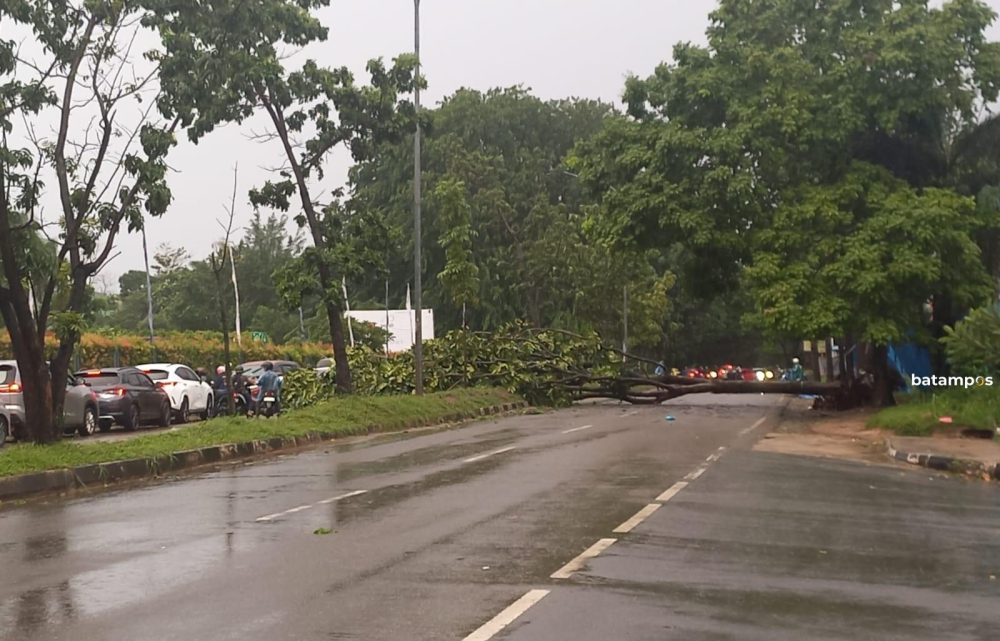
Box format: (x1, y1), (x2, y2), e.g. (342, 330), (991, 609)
(74, 367), (172, 431)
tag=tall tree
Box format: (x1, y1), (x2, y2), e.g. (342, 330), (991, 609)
(234, 212), (303, 332)
(1, 0), (181, 442)
(573, 0), (1000, 403)
(144, 0), (420, 393)
(350, 87), (628, 332)
(433, 177), (478, 327)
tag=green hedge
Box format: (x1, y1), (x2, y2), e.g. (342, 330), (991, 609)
(0, 331), (330, 370)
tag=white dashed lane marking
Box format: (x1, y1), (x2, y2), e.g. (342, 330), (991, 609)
(562, 424), (593, 434)
(655, 480), (688, 503)
(256, 489), (368, 522)
(613, 503), (661, 534)
(551, 538), (617, 579)
(461, 590), (551, 641)
(317, 489), (368, 505)
(463, 446), (516, 464)
(740, 416), (767, 435)
(684, 467), (707, 481)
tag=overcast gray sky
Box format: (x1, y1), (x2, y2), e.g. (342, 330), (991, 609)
(100, 0), (713, 290)
(102, 0), (1000, 290)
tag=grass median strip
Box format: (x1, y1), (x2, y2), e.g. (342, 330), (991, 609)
(0, 388), (519, 479)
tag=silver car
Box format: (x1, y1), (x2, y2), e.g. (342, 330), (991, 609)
(0, 360), (101, 445)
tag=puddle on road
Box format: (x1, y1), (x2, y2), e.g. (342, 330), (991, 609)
(334, 435), (519, 483)
(329, 425), (525, 454)
(325, 455), (516, 527)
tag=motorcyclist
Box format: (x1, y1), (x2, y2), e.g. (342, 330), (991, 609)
(784, 357), (805, 382)
(212, 365), (227, 391)
(253, 362), (281, 415)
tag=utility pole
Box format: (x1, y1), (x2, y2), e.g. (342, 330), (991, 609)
(141, 225), (155, 346)
(413, 0), (424, 394)
(230, 242), (242, 349)
(622, 285), (629, 360)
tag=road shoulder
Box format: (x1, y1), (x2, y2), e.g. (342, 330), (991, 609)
(754, 397), (1000, 481)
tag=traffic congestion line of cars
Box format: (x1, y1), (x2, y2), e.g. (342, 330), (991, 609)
(1, 359), (306, 446)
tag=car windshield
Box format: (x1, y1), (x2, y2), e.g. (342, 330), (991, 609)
(0, 365), (16, 385)
(143, 370), (170, 381)
(77, 374), (120, 387)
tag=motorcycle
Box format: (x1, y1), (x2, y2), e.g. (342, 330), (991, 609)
(256, 391), (280, 418)
(215, 391), (248, 416)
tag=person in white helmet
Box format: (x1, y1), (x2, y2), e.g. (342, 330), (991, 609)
(785, 357), (805, 382)
(213, 365), (227, 391)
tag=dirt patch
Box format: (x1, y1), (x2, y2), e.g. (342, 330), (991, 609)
(754, 399), (890, 464)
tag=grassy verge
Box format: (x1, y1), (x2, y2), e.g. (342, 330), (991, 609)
(867, 385), (1000, 437)
(0, 388), (518, 478)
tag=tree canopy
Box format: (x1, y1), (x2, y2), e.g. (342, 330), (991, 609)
(574, 0), (1000, 354)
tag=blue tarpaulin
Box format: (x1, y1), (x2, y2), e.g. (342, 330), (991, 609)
(888, 343), (932, 391)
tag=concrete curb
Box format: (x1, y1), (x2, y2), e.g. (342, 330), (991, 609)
(886, 438), (1000, 481)
(0, 400), (529, 502)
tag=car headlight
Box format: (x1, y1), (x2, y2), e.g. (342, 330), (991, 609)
(756, 371), (765, 381)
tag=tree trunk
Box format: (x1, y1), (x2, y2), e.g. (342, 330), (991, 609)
(871, 343), (896, 407)
(327, 300), (351, 393)
(49, 269), (90, 427)
(0, 302), (57, 443)
(0, 206), (59, 443)
(258, 89), (352, 394)
(569, 378), (843, 405)
(825, 338), (836, 382)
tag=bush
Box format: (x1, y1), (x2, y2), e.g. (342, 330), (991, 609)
(282, 368), (335, 409)
(0, 331), (330, 371)
(868, 385), (1000, 435)
(941, 305), (1000, 377)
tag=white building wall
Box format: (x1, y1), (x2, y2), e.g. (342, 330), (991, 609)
(345, 310), (435, 353)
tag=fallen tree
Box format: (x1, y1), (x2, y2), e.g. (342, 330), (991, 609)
(565, 375), (842, 405)
(282, 322), (867, 409)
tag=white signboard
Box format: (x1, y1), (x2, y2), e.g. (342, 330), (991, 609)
(345, 309), (435, 354)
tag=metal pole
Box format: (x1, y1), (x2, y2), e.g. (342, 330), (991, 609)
(413, 0), (424, 394)
(342, 276), (355, 348)
(230, 243), (242, 349)
(141, 225), (155, 346)
(622, 285), (628, 360)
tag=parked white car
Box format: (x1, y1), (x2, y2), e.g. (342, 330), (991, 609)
(136, 363), (214, 422)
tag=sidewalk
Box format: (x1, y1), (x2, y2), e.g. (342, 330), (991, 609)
(754, 398), (1000, 481)
(887, 434), (1000, 480)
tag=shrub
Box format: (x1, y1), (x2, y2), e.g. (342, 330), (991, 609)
(0, 331), (330, 371)
(941, 305), (1000, 377)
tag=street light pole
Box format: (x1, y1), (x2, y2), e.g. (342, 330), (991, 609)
(413, 0), (424, 394)
(140, 225), (155, 347)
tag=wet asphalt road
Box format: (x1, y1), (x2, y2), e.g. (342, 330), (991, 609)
(0, 395), (997, 641)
